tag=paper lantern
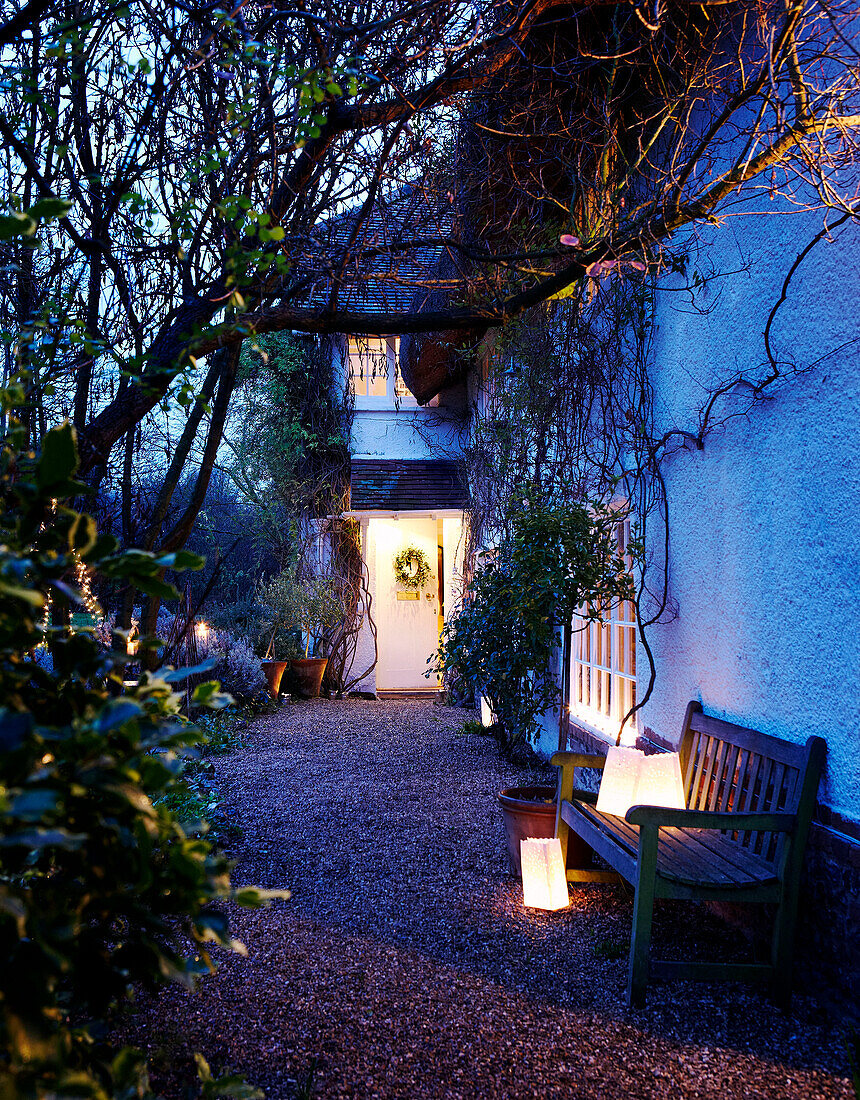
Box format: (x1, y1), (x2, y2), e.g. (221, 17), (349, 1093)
(480, 696), (495, 727)
(595, 746), (686, 818)
(520, 837), (569, 910)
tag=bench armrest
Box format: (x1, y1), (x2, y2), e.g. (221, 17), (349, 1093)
(552, 752), (608, 814)
(625, 806), (797, 832)
(550, 752), (607, 770)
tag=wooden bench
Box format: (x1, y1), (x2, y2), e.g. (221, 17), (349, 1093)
(552, 701), (826, 1008)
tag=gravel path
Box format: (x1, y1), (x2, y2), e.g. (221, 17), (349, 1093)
(124, 698), (854, 1099)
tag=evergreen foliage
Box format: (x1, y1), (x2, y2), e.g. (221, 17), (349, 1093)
(436, 494), (633, 749)
(0, 381), (274, 1098)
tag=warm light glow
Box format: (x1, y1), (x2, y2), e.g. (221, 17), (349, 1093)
(520, 837), (569, 910)
(480, 696), (495, 727)
(194, 621), (209, 642)
(72, 557), (101, 628)
(596, 746), (686, 818)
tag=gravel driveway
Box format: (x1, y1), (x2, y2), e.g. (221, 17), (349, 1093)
(124, 697), (854, 1099)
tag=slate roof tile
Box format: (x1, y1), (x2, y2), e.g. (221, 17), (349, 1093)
(350, 459), (466, 511)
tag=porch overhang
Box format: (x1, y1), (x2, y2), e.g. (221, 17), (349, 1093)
(349, 458), (467, 513)
(342, 508), (465, 520)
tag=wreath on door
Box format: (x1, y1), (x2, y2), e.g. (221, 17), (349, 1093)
(393, 546), (431, 590)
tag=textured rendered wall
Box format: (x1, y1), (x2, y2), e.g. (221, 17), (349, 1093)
(505, 207), (860, 1008)
(351, 406), (465, 460)
(640, 212), (860, 825)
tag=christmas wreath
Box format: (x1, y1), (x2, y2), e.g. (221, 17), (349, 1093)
(393, 545), (431, 590)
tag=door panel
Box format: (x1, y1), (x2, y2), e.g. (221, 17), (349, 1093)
(373, 517), (441, 690)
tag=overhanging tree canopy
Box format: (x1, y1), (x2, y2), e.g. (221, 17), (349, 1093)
(2, 0), (858, 473)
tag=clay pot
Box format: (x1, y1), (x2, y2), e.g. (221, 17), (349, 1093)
(260, 659), (289, 699)
(291, 656), (328, 699)
(498, 785), (558, 877)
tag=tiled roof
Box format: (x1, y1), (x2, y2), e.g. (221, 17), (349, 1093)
(287, 184), (477, 405)
(350, 459), (466, 511)
(292, 184), (464, 317)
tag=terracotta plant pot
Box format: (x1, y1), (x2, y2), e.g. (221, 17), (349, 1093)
(291, 656), (328, 699)
(260, 659), (289, 699)
(498, 785), (558, 877)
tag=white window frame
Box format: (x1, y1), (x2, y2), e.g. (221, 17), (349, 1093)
(347, 335), (415, 410)
(569, 516), (638, 741)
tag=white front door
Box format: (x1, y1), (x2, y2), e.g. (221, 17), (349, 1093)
(373, 517), (441, 690)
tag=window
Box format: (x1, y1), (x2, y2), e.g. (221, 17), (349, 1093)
(348, 336), (390, 398)
(347, 336), (411, 404)
(570, 517), (637, 735)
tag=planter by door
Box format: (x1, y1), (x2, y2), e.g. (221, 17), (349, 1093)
(498, 785), (557, 877)
(291, 656), (328, 699)
(260, 659), (289, 699)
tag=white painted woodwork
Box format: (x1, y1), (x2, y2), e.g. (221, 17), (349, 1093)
(372, 517), (441, 690)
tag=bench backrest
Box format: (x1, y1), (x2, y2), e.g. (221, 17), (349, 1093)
(677, 702), (825, 868)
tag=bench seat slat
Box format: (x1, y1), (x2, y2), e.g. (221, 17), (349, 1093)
(672, 825), (779, 882)
(570, 801), (778, 888)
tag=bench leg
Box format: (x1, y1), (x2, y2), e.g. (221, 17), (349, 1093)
(554, 760), (576, 871)
(626, 823), (658, 1008)
(769, 882), (799, 1011)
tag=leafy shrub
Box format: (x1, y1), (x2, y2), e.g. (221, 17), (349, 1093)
(0, 391), (275, 1097)
(207, 632), (267, 701)
(208, 598), (266, 638)
(436, 494), (633, 749)
(157, 702), (270, 851)
(257, 569), (341, 659)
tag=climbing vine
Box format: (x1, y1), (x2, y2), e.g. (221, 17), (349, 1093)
(425, 208), (859, 740)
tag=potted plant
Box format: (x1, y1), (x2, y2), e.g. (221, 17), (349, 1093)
(436, 493), (634, 873)
(256, 573), (300, 698)
(258, 569), (342, 699)
(497, 784), (558, 876)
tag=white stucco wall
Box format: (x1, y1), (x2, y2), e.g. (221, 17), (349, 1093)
(638, 212), (860, 821)
(351, 407), (464, 460)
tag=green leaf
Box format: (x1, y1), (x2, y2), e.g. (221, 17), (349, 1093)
(133, 575), (179, 600)
(155, 549), (205, 572)
(29, 196), (72, 221)
(0, 827), (87, 850)
(192, 681), (233, 709)
(0, 580), (45, 607)
(162, 660), (216, 683)
(37, 421), (79, 488)
(69, 512), (98, 554)
(96, 698), (143, 732)
(0, 210), (37, 239)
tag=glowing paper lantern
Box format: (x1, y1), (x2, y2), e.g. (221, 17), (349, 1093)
(480, 696), (495, 727)
(595, 746), (686, 818)
(520, 837), (569, 910)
